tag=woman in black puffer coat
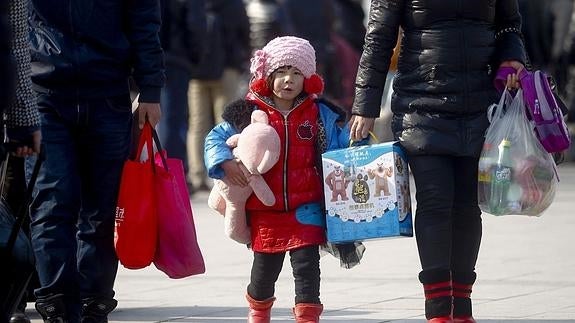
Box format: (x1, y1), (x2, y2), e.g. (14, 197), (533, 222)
(350, 1), (526, 322)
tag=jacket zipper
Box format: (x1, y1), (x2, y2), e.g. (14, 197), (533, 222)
(282, 115), (289, 210)
(256, 97), (308, 211)
(69, 0), (81, 119)
(457, 0), (470, 150)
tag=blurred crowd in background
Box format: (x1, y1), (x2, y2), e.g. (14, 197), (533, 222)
(159, 0), (575, 196)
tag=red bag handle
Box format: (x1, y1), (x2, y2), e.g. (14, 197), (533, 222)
(134, 121), (169, 172)
(135, 121), (155, 164)
(150, 126), (169, 171)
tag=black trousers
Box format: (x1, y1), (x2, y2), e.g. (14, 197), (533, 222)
(247, 245), (321, 304)
(409, 155), (482, 277)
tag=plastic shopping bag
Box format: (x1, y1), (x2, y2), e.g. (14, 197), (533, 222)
(152, 143), (205, 279)
(114, 122), (158, 269)
(495, 67), (571, 152)
(478, 89), (558, 216)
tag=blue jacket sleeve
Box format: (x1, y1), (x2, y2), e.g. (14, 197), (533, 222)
(204, 122), (237, 179)
(320, 103), (368, 151)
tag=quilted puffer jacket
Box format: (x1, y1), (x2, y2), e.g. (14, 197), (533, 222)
(353, 0), (526, 157)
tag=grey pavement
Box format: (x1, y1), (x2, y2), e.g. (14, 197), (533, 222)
(26, 164), (575, 323)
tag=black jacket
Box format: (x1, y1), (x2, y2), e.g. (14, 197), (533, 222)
(353, 0), (526, 157)
(208, 0), (250, 71)
(29, 0), (165, 103)
(160, 0), (207, 70)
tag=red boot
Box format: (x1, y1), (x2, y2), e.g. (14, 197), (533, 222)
(428, 317), (454, 323)
(452, 272), (476, 323)
(420, 270), (453, 323)
(246, 294), (275, 323)
(293, 303), (323, 323)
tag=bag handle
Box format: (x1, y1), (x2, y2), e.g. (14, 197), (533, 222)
(487, 88), (513, 124)
(349, 131), (379, 147)
(135, 121), (154, 162)
(133, 121), (169, 172)
(5, 147), (45, 260)
(151, 127), (169, 171)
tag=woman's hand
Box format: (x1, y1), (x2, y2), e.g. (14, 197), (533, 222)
(349, 115), (376, 141)
(499, 60), (525, 89)
(221, 159), (249, 187)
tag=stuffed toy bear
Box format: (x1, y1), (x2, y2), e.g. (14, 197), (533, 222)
(208, 110), (281, 244)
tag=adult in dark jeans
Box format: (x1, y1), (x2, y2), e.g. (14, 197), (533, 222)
(350, 0), (526, 322)
(27, 0), (165, 322)
(158, 0), (206, 186)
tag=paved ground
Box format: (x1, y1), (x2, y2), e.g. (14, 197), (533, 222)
(25, 164), (575, 323)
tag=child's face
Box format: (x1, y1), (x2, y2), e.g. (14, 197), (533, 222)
(270, 66), (304, 108)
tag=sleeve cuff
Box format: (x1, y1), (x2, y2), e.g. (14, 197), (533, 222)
(495, 32), (527, 66)
(6, 125), (40, 143)
(138, 86), (162, 103)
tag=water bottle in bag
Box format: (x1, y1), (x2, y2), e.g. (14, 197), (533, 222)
(478, 143), (494, 205)
(489, 139), (513, 215)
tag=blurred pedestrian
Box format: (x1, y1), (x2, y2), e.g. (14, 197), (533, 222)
(332, 0), (366, 53)
(281, 0), (339, 101)
(350, 1), (526, 322)
(245, 0), (294, 52)
(187, 0), (250, 193)
(27, 0), (164, 321)
(157, 0), (206, 191)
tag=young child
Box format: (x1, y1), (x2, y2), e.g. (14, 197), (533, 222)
(204, 36), (355, 323)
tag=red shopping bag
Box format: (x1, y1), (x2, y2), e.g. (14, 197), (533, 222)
(152, 131), (205, 278)
(114, 123), (158, 269)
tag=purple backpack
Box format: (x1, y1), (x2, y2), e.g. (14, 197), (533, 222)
(495, 67), (571, 153)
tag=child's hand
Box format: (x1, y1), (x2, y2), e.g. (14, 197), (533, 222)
(221, 159), (249, 187)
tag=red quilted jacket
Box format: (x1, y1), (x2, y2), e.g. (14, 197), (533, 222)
(245, 94), (326, 252)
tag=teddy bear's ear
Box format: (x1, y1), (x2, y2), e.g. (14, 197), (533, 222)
(251, 110), (269, 125)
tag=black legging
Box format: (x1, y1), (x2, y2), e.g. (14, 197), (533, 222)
(247, 245), (321, 304)
(408, 155), (482, 275)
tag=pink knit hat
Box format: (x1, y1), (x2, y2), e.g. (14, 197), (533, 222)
(250, 36), (317, 79)
(249, 36), (324, 96)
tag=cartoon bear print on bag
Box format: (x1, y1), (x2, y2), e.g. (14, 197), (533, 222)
(368, 163), (393, 197)
(325, 165), (350, 202)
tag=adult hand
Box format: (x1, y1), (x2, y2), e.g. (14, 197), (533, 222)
(137, 102), (161, 129)
(349, 115), (376, 142)
(499, 60), (525, 90)
(221, 159), (249, 187)
(12, 130), (42, 157)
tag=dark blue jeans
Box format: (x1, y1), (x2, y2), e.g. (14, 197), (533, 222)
(29, 93), (132, 320)
(158, 66), (190, 174)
